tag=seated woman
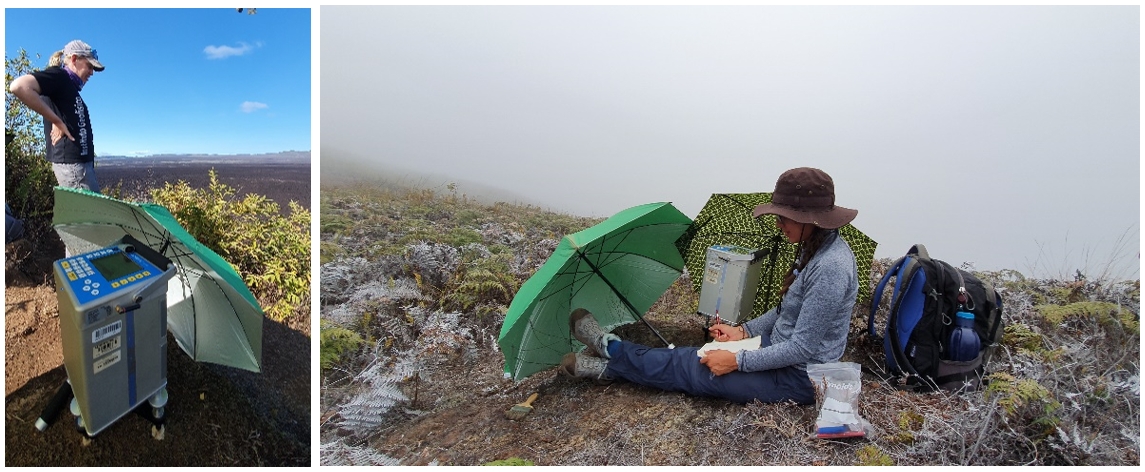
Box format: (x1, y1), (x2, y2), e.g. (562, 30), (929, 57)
(559, 167), (859, 405)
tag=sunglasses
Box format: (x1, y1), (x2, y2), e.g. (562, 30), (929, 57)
(775, 215), (787, 224)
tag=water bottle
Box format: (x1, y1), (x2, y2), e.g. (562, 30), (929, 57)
(948, 311), (981, 362)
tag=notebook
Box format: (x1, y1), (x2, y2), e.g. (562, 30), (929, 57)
(696, 336), (762, 358)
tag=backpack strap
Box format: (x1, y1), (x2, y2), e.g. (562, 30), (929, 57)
(935, 259), (973, 312)
(988, 288), (1004, 342)
(981, 281), (1005, 346)
(908, 244), (930, 260)
(893, 252), (938, 391)
(867, 254), (908, 342)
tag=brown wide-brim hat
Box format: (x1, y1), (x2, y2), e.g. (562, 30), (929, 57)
(752, 167), (858, 230)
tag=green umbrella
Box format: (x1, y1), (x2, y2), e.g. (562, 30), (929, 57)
(676, 193), (877, 320)
(499, 202), (692, 381)
(52, 186), (263, 373)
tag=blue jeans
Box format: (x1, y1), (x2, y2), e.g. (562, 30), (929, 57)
(53, 161), (100, 193)
(604, 333), (815, 405)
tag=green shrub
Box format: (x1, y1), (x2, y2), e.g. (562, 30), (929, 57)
(444, 227), (483, 247)
(322, 213), (354, 234)
(985, 372), (1062, 439)
(442, 252), (517, 317)
(5, 49), (56, 243)
(397, 219), (437, 245)
(320, 241), (343, 265)
(855, 445), (893, 466)
(320, 320), (363, 370)
(151, 170), (311, 321)
(887, 410), (925, 444)
(1003, 323), (1048, 357)
(456, 208), (484, 226)
(1036, 301), (1139, 334)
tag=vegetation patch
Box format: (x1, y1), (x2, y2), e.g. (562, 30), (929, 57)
(1036, 301), (1138, 334)
(855, 444), (894, 466)
(5, 50), (57, 254)
(483, 457), (535, 466)
(152, 170), (311, 321)
(986, 372), (1062, 439)
(321, 320), (364, 369)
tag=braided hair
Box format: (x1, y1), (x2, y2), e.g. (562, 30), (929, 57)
(777, 226), (830, 299)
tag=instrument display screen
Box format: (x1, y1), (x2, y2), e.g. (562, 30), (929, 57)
(90, 252), (143, 281)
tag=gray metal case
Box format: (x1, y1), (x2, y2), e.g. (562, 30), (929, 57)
(55, 239), (175, 436)
(697, 245), (767, 324)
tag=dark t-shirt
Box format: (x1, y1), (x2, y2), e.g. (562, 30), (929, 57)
(31, 66), (94, 163)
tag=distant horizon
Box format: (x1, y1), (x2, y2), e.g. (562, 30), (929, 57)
(99, 150), (311, 159)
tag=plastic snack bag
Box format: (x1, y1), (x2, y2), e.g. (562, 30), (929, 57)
(806, 362), (872, 439)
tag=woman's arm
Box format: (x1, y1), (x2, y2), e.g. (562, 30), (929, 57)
(9, 75), (73, 142)
(743, 306), (778, 339)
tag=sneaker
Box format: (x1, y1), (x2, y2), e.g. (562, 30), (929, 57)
(569, 308), (618, 358)
(558, 352), (613, 383)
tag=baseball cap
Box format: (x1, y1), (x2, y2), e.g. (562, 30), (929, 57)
(63, 40), (104, 71)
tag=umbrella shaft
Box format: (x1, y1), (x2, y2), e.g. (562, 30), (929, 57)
(576, 249), (672, 347)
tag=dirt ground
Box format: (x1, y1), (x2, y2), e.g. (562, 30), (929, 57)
(4, 159), (312, 466)
(323, 308), (841, 466)
(366, 320), (790, 466)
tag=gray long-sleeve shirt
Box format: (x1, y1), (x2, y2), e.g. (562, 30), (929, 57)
(736, 230), (858, 372)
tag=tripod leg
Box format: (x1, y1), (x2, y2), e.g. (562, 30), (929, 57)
(35, 381), (74, 432)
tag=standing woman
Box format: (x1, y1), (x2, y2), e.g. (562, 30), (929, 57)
(560, 167), (859, 405)
(9, 40), (105, 192)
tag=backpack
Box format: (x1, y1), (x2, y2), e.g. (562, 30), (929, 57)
(866, 244), (1004, 392)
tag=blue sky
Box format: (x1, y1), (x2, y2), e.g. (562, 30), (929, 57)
(5, 8), (311, 156)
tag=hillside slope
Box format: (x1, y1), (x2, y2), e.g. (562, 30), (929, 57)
(319, 181), (1140, 466)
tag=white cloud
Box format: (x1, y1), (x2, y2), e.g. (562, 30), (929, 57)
(241, 101), (269, 113)
(204, 41), (259, 59)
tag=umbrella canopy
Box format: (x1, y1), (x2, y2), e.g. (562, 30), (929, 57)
(499, 202), (692, 381)
(676, 193), (877, 319)
(52, 186), (263, 373)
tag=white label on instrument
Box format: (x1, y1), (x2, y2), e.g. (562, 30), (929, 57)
(92, 320), (122, 344)
(93, 335), (121, 358)
(705, 266), (719, 285)
(93, 350), (121, 374)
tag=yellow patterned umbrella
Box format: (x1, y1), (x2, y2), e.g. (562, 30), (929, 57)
(675, 193), (876, 320)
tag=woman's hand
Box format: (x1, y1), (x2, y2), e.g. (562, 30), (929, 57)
(700, 349), (738, 376)
(708, 323), (746, 342)
(49, 119), (74, 145)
